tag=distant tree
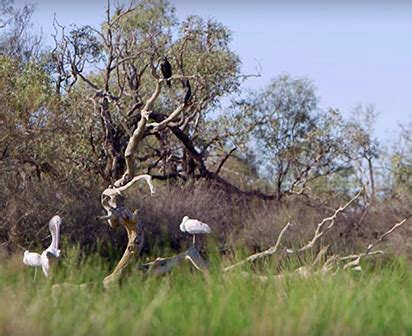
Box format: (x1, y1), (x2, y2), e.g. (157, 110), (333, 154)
(343, 105), (380, 201)
(390, 120), (412, 197)
(0, 55), (84, 185)
(0, 1), (94, 185)
(0, 0), (42, 62)
(217, 74), (351, 200)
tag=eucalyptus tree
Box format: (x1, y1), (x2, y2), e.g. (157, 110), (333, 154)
(344, 105), (380, 201)
(390, 120), (412, 197)
(52, 0), (242, 186)
(216, 74), (351, 200)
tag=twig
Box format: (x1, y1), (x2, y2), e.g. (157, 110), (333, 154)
(365, 218), (408, 255)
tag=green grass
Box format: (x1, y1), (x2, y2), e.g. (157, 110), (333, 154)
(1, 250), (412, 336)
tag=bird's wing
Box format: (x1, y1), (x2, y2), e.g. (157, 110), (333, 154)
(203, 223), (211, 233)
(201, 222), (211, 234)
(186, 220), (211, 234)
(179, 222), (186, 232)
(23, 252), (42, 267)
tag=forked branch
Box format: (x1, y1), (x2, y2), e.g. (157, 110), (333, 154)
(223, 222), (292, 272)
(299, 188), (363, 252)
(138, 245), (208, 276)
(342, 218), (409, 270)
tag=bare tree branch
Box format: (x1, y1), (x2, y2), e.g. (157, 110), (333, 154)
(224, 222), (292, 272)
(215, 147), (237, 177)
(299, 188), (363, 252)
(342, 218), (409, 271)
(138, 245), (208, 276)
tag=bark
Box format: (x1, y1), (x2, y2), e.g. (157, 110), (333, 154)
(103, 213), (142, 288)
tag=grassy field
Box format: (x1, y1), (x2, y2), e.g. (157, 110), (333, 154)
(1, 250), (412, 336)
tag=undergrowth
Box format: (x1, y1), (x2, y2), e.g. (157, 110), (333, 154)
(1, 248), (411, 335)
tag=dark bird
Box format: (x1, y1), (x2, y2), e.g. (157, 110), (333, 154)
(160, 56), (172, 88)
(183, 79), (192, 105)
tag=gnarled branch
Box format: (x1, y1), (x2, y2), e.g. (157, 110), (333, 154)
(299, 188), (363, 252)
(224, 222), (292, 272)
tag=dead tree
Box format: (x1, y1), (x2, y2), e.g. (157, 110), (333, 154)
(52, 0), (248, 286)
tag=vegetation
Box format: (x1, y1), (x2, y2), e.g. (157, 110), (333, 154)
(0, 0), (411, 333)
(1, 251), (412, 336)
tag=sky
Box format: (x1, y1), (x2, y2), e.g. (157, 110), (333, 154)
(15, 0), (412, 143)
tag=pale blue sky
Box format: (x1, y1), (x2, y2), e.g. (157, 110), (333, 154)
(17, 0), (412, 143)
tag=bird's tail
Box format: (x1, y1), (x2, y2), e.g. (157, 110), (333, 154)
(167, 79), (171, 88)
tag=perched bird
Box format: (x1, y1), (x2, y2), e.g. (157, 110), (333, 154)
(160, 56), (172, 88)
(22, 215), (62, 277)
(179, 216), (211, 245)
(183, 79), (192, 105)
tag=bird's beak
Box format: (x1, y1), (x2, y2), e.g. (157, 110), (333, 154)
(55, 222), (60, 250)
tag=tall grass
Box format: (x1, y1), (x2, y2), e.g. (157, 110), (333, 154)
(1, 249), (412, 335)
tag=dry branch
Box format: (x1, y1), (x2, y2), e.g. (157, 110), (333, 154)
(365, 218), (408, 255)
(215, 147), (237, 177)
(122, 76), (162, 183)
(147, 103), (186, 131)
(299, 188), (363, 252)
(223, 222), (292, 272)
(223, 188), (363, 276)
(138, 245), (208, 276)
(342, 218), (409, 271)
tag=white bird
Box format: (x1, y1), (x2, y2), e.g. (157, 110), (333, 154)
(45, 215), (62, 257)
(23, 250), (50, 277)
(179, 216), (211, 245)
(22, 215), (62, 277)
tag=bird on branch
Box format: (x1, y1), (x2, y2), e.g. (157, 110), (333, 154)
(160, 56), (172, 88)
(180, 216), (211, 245)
